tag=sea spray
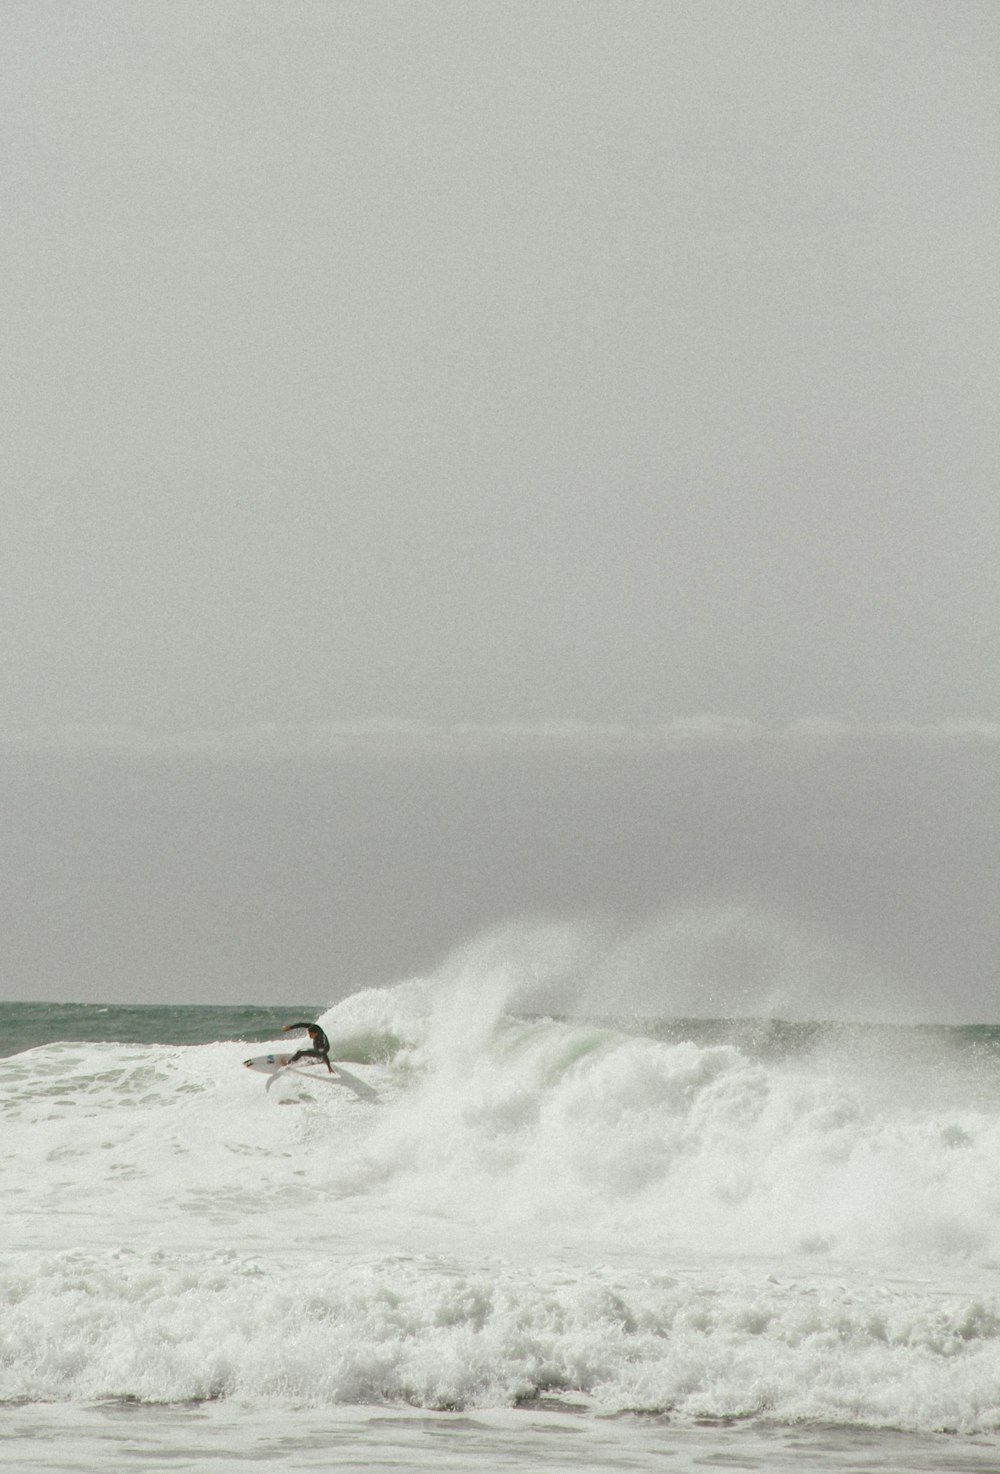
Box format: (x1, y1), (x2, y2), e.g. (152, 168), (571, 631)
(317, 979), (1000, 1262)
(4, 984), (1000, 1433)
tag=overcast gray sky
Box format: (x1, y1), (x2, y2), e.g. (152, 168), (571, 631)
(2, 4), (998, 1015)
(4, 0), (998, 732)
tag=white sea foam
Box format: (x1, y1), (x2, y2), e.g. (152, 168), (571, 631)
(4, 977), (1000, 1435)
(5, 1243), (1000, 1431)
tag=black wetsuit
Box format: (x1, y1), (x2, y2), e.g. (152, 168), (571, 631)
(286, 1022), (332, 1070)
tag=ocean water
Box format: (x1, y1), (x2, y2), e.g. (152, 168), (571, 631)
(4, 977), (1000, 1473)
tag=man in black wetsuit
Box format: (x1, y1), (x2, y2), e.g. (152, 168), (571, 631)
(281, 1021), (335, 1072)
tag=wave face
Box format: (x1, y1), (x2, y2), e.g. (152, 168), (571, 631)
(4, 980), (1000, 1430)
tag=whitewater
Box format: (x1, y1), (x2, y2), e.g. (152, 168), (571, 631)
(4, 964), (1000, 1471)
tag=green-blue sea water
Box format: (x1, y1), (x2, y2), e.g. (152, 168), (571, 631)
(0, 1002), (320, 1058)
(5, 1000), (1000, 1065)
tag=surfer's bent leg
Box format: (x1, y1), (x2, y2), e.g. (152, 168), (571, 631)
(288, 1046), (334, 1071)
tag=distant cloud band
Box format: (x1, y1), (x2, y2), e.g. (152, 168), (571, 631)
(2, 718), (999, 757)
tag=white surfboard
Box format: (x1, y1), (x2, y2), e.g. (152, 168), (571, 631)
(243, 1053), (378, 1101)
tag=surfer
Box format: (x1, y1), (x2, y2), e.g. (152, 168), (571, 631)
(281, 1021), (335, 1073)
